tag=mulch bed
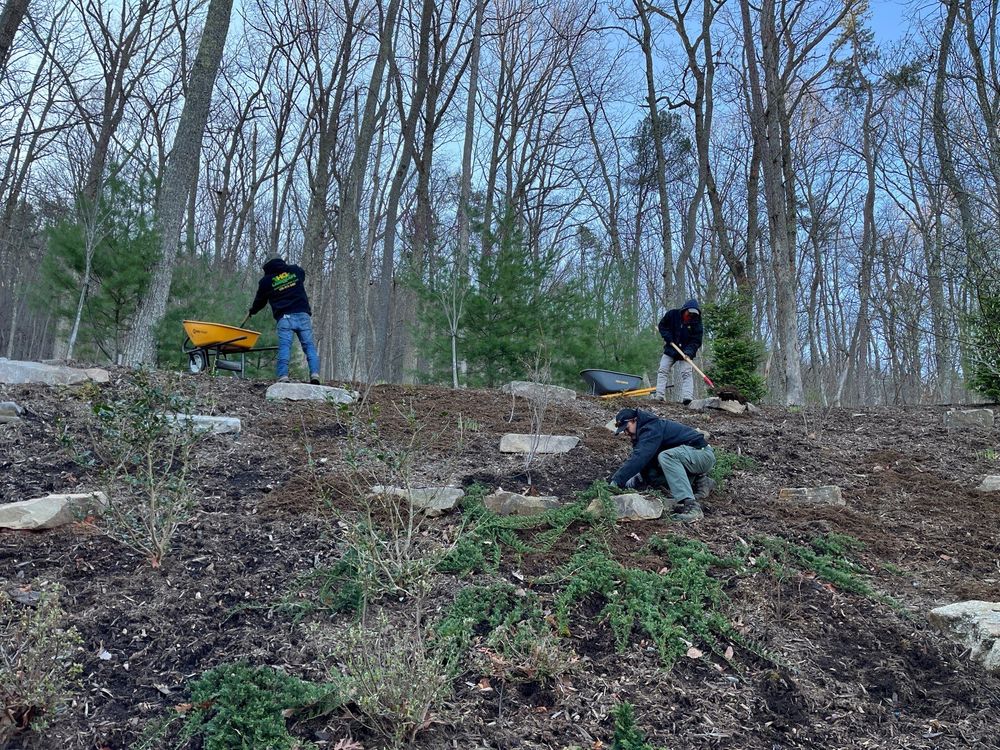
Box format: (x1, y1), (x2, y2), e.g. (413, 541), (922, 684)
(1, 370), (999, 748)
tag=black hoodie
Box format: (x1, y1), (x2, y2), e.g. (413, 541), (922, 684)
(249, 258), (311, 320)
(610, 409), (708, 487)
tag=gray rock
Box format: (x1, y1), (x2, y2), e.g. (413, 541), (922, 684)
(369, 485), (464, 516)
(718, 400), (747, 415)
(499, 434), (580, 454)
(587, 493), (664, 521)
(944, 408), (995, 430)
(0, 358), (109, 385)
(0, 492), (108, 530)
(163, 413), (242, 435)
(928, 601), (1000, 673)
(778, 486), (845, 506)
(976, 476), (1000, 493)
(265, 382), (356, 403)
(687, 397), (721, 411)
(484, 490), (561, 516)
(746, 402), (761, 414)
(0, 415), (23, 425)
(501, 381), (577, 402)
(0, 401), (24, 417)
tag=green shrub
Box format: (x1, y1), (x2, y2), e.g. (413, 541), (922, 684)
(611, 702), (661, 750)
(182, 663), (340, 750)
(435, 583), (574, 682)
(966, 290), (1000, 401)
(0, 585), (82, 744)
(748, 533), (875, 597)
(709, 448), (757, 487)
(553, 538), (738, 666)
(437, 483), (615, 576)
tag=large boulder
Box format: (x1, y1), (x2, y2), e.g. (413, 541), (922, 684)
(0, 358), (109, 385)
(500, 381), (577, 403)
(944, 408), (995, 430)
(499, 434), (579, 454)
(587, 493), (664, 521)
(163, 413), (242, 435)
(484, 490), (560, 516)
(265, 382), (356, 403)
(0, 492), (108, 530)
(368, 485), (464, 517)
(778, 486), (845, 506)
(928, 601), (1000, 673)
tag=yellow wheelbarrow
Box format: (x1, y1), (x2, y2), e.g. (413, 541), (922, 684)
(181, 319), (277, 376)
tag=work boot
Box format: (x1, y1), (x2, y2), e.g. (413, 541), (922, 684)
(310, 373), (321, 385)
(693, 475), (716, 501)
(670, 498), (703, 523)
(277, 375), (290, 383)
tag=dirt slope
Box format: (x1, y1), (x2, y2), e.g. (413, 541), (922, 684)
(1, 371), (999, 749)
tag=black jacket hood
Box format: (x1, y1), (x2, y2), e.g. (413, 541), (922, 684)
(262, 257), (288, 274)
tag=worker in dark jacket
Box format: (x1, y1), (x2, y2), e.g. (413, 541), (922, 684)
(656, 298), (703, 404)
(248, 257), (320, 384)
(609, 407), (715, 522)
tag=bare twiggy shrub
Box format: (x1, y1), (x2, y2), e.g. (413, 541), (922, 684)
(0, 585), (82, 744)
(73, 372), (204, 567)
(332, 609), (458, 748)
(522, 351), (553, 485)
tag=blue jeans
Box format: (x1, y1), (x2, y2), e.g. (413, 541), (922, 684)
(276, 312), (320, 377)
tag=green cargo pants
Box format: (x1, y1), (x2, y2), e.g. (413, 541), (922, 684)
(657, 445), (716, 501)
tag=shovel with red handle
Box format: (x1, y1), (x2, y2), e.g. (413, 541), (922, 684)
(670, 342), (715, 389)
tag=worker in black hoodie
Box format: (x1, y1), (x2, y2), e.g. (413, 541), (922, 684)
(609, 407), (715, 522)
(248, 257), (320, 383)
(655, 298), (703, 404)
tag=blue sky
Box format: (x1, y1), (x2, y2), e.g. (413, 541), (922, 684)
(868, 0), (907, 44)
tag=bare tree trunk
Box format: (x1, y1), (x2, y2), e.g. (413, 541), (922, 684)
(123, 0), (233, 366)
(635, 0), (674, 306)
(0, 0), (28, 74)
(330, 0), (402, 381)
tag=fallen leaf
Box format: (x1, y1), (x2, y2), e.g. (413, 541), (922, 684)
(174, 703), (193, 715)
(687, 647), (704, 659)
(725, 646), (734, 660)
(478, 677), (493, 692)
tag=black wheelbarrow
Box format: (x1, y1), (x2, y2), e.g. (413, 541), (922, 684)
(580, 369), (661, 399)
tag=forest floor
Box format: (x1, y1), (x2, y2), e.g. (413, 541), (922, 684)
(2, 369), (999, 750)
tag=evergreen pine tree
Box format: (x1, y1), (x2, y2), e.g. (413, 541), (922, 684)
(703, 294), (767, 402)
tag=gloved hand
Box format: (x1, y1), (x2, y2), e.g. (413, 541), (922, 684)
(624, 473), (642, 489)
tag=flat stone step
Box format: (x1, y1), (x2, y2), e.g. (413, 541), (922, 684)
(369, 485), (464, 516)
(0, 492), (108, 530)
(928, 600), (1000, 673)
(0, 358), (109, 385)
(265, 382), (356, 403)
(944, 408), (995, 430)
(163, 414), (242, 434)
(501, 381), (577, 402)
(499, 434), (579, 453)
(778, 485), (844, 506)
(587, 493), (664, 521)
(976, 476), (1000, 493)
(484, 490), (560, 516)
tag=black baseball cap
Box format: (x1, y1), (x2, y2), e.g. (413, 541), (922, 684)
(614, 408), (638, 434)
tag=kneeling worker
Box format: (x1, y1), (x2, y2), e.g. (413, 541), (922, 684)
(609, 407), (716, 522)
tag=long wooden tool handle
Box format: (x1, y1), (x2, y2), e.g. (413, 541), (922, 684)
(670, 342), (715, 388)
(239, 314), (250, 328)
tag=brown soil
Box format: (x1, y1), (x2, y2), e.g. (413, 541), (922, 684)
(2, 371), (999, 749)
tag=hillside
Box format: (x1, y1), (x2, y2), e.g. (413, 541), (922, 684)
(2, 370), (999, 749)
